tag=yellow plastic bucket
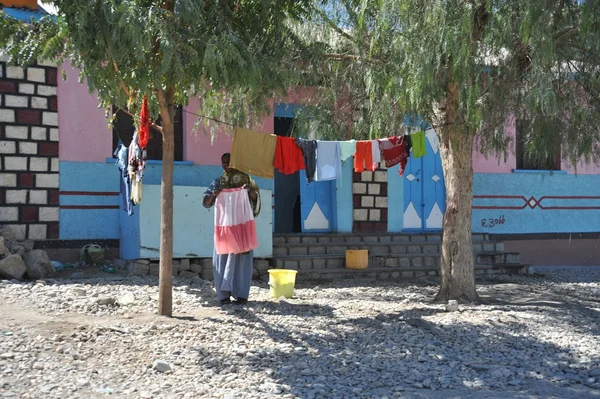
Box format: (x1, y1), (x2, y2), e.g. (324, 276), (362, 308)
(268, 269), (298, 298)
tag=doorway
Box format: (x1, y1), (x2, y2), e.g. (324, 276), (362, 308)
(403, 127), (446, 231)
(273, 117), (302, 233)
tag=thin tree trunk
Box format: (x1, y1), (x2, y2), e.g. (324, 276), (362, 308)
(435, 83), (478, 303)
(157, 88), (175, 316)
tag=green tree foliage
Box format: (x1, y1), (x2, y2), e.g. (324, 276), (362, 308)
(271, 0), (600, 300)
(0, 0), (312, 315)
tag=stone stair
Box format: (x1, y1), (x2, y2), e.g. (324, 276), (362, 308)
(269, 233), (528, 281)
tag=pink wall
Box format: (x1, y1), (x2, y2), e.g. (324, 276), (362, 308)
(471, 114), (600, 175)
(57, 64), (111, 162)
(563, 158), (600, 175)
(183, 88), (317, 166)
(472, 116), (517, 174)
(183, 97), (275, 166)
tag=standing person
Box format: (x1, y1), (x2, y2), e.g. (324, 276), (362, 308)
(203, 153), (261, 305)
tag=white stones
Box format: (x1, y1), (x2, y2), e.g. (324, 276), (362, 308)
(446, 300), (459, 312)
(361, 171), (373, 182)
(0, 269), (597, 398)
(29, 190), (48, 205)
(6, 66), (24, 79)
(27, 67), (46, 83)
(30, 157), (49, 172)
(39, 207), (59, 222)
(5, 125), (28, 139)
(35, 173), (59, 188)
(375, 196), (388, 208)
(117, 293), (136, 306)
(352, 182), (366, 194)
(37, 85), (57, 96)
(153, 360), (172, 373)
(42, 112), (58, 126)
(353, 209), (368, 221)
(18, 142), (37, 155)
(4, 95), (28, 108)
(367, 183), (380, 195)
(4, 156), (28, 171)
(0, 140), (16, 154)
(31, 97), (48, 109)
(374, 171), (387, 182)
(50, 158), (59, 172)
(28, 224), (47, 240)
(18, 83), (35, 94)
(0, 173), (17, 187)
(6, 190), (27, 204)
(0, 109), (15, 122)
(31, 127), (47, 141)
(0, 207), (18, 222)
(369, 209), (381, 221)
(361, 196), (374, 208)
(49, 128), (58, 142)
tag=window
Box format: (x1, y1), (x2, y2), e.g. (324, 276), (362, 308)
(112, 106), (184, 161)
(515, 119), (561, 171)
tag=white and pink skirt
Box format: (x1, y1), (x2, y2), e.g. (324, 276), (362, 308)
(214, 187), (258, 255)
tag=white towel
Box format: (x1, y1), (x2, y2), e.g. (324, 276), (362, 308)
(315, 141), (342, 181)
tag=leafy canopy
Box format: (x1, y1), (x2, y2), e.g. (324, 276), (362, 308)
(275, 0), (600, 168)
(0, 0), (312, 127)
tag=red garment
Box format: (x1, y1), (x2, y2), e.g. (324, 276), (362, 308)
(273, 136), (305, 174)
(377, 136), (409, 176)
(138, 96), (150, 149)
(354, 140), (375, 172)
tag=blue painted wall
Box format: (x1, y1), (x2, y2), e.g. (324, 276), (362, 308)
(59, 161), (120, 239)
(387, 164), (404, 232)
(59, 160), (274, 243)
(137, 185), (273, 259)
(335, 160), (354, 232)
(473, 172), (600, 233)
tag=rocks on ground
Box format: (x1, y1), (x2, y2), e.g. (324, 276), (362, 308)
(0, 269), (599, 398)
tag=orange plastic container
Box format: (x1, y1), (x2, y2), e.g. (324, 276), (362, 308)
(346, 250), (369, 269)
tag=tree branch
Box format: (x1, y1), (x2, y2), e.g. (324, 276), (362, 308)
(322, 53), (385, 63)
(315, 8), (356, 44)
(553, 26), (578, 45)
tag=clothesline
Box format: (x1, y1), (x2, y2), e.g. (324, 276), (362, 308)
(228, 126), (431, 182)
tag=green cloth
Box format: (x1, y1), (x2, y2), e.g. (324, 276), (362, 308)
(411, 131), (427, 158)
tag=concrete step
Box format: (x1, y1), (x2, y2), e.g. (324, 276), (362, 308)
(290, 264), (531, 282)
(273, 241), (505, 256)
(272, 233), (490, 246)
(271, 252), (520, 270)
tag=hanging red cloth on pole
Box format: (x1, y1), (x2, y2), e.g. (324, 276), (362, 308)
(138, 96), (150, 149)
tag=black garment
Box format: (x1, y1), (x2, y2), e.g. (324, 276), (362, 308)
(404, 134), (413, 156)
(295, 138), (318, 183)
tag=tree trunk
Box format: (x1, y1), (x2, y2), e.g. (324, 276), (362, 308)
(157, 88), (175, 316)
(435, 84), (478, 303)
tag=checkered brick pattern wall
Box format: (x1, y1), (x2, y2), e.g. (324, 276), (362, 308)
(0, 61), (59, 240)
(352, 163), (388, 232)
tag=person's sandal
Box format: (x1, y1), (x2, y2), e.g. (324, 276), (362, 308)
(220, 298), (232, 306)
(233, 297), (248, 305)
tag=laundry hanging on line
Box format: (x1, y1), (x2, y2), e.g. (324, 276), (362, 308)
(229, 126), (429, 181)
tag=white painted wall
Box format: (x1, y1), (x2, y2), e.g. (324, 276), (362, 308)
(139, 185), (273, 259)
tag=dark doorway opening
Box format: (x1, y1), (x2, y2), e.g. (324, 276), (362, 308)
(111, 106), (184, 161)
(274, 117), (302, 233)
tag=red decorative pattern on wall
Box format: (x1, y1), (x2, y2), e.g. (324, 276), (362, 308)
(473, 195), (600, 210)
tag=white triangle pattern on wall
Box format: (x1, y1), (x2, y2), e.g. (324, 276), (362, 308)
(426, 203), (443, 229)
(403, 202), (421, 229)
(304, 202), (329, 230)
(426, 128), (440, 154)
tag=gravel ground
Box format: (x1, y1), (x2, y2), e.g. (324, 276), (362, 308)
(0, 268), (599, 399)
